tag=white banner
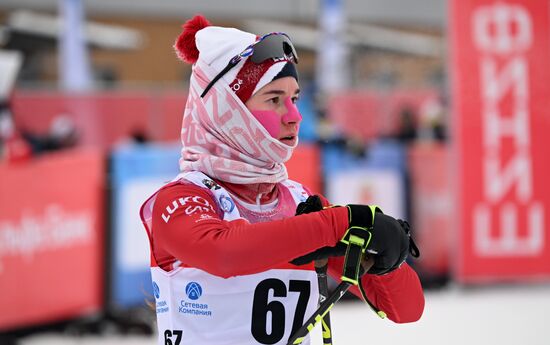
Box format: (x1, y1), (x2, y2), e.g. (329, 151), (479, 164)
(326, 168), (405, 219)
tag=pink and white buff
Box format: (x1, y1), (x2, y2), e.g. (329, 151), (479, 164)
(179, 61), (298, 184)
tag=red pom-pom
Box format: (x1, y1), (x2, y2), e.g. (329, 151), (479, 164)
(174, 15), (211, 63)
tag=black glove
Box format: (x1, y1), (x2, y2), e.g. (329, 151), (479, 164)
(291, 196), (347, 266)
(291, 198), (419, 274)
(345, 205), (419, 275)
(295, 195), (324, 215)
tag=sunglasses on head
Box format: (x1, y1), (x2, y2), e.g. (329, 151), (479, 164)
(200, 32), (299, 98)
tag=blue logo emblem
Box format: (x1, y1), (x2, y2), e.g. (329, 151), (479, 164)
(153, 281), (160, 299)
(185, 282), (203, 300)
(219, 195), (235, 213)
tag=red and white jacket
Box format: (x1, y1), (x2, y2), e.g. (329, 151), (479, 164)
(141, 171), (424, 345)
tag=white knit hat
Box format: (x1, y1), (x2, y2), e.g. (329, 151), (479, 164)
(175, 15), (297, 103)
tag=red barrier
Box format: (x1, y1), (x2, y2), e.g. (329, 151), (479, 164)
(327, 89), (438, 143)
(0, 149), (105, 330)
(408, 144), (452, 276)
(451, 0), (550, 282)
(286, 143), (322, 195)
(10, 91), (187, 149)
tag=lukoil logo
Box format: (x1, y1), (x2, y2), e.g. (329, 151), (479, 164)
(161, 196), (215, 223)
(153, 281), (160, 299)
(185, 282), (203, 300)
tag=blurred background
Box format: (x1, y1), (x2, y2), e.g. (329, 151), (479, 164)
(0, 0), (548, 344)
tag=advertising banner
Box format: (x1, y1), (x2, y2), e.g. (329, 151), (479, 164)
(408, 144), (452, 276)
(0, 149), (104, 330)
(286, 143), (322, 194)
(110, 144), (180, 308)
(326, 169), (406, 220)
(451, 0), (550, 281)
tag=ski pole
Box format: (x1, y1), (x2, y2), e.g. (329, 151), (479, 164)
(287, 257), (374, 345)
(314, 259), (333, 345)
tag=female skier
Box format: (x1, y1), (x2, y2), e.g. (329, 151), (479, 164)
(140, 15), (424, 345)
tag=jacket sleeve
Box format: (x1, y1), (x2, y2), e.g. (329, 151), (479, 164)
(327, 258), (424, 323)
(151, 183), (349, 278)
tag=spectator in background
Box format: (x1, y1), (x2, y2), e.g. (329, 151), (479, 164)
(129, 128), (149, 144)
(22, 114), (79, 154)
(0, 100), (32, 162)
(418, 96), (446, 142)
(395, 105), (417, 143)
(115, 128), (150, 147)
(48, 115), (79, 149)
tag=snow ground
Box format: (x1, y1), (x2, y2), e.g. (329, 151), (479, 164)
(20, 283), (550, 345)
